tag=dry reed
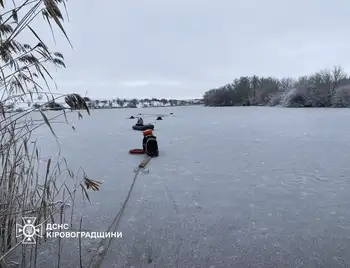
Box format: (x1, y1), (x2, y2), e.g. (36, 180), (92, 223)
(0, 0), (101, 267)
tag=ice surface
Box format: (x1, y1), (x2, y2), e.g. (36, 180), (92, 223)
(20, 106), (350, 267)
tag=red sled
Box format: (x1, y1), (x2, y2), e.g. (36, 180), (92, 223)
(129, 148), (145, 154)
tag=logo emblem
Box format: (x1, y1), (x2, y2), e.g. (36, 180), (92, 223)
(16, 217), (43, 244)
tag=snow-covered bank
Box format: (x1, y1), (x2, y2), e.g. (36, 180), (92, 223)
(85, 98), (203, 109)
(3, 98), (204, 112)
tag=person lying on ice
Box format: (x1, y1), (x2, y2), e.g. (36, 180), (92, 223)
(142, 129), (159, 157)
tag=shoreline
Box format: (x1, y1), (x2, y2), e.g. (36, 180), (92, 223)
(3, 103), (203, 113)
(6, 104), (350, 114)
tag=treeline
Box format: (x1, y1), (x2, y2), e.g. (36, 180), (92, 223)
(5, 97), (203, 113)
(203, 66), (350, 107)
(85, 98), (170, 107)
(83, 97), (202, 108)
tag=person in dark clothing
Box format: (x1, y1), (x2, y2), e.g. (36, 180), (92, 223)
(142, 129), (159, 157)
(136, 117), (144, 126)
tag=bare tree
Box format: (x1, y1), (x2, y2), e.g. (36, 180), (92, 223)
(203, 66), (350, 108)
(280, 77), (295, 91)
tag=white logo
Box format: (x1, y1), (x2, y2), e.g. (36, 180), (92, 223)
(16, 217), (43, 244)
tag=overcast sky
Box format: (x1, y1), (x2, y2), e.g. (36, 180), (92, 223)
(23, 0), (350, 99)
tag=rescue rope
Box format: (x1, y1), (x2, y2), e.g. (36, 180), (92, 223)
(127, 112), (173, 120)
(87, 165), (145, 268)
(88, 116), (162, 267)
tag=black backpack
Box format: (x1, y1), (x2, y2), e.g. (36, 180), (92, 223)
(145, 135), (158, 156)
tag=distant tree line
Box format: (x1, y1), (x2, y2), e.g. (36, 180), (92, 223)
(83, 98), (202, 109)
(5, 97), (203, 113)
(203, 66), (350, 108)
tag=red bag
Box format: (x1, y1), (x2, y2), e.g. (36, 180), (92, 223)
(129, 148), (145, 154)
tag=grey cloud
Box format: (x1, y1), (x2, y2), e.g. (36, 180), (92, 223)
(23, 0), (350, 98)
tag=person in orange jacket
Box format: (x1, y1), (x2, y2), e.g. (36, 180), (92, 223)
(142, 129), (159, 157)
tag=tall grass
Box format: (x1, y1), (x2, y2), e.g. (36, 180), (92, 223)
(0, 0), (101, 266)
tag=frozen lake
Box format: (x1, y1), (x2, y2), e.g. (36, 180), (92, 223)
(24, 106), (350, 267)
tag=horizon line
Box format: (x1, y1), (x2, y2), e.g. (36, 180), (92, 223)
(86, 97), (203, 100)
